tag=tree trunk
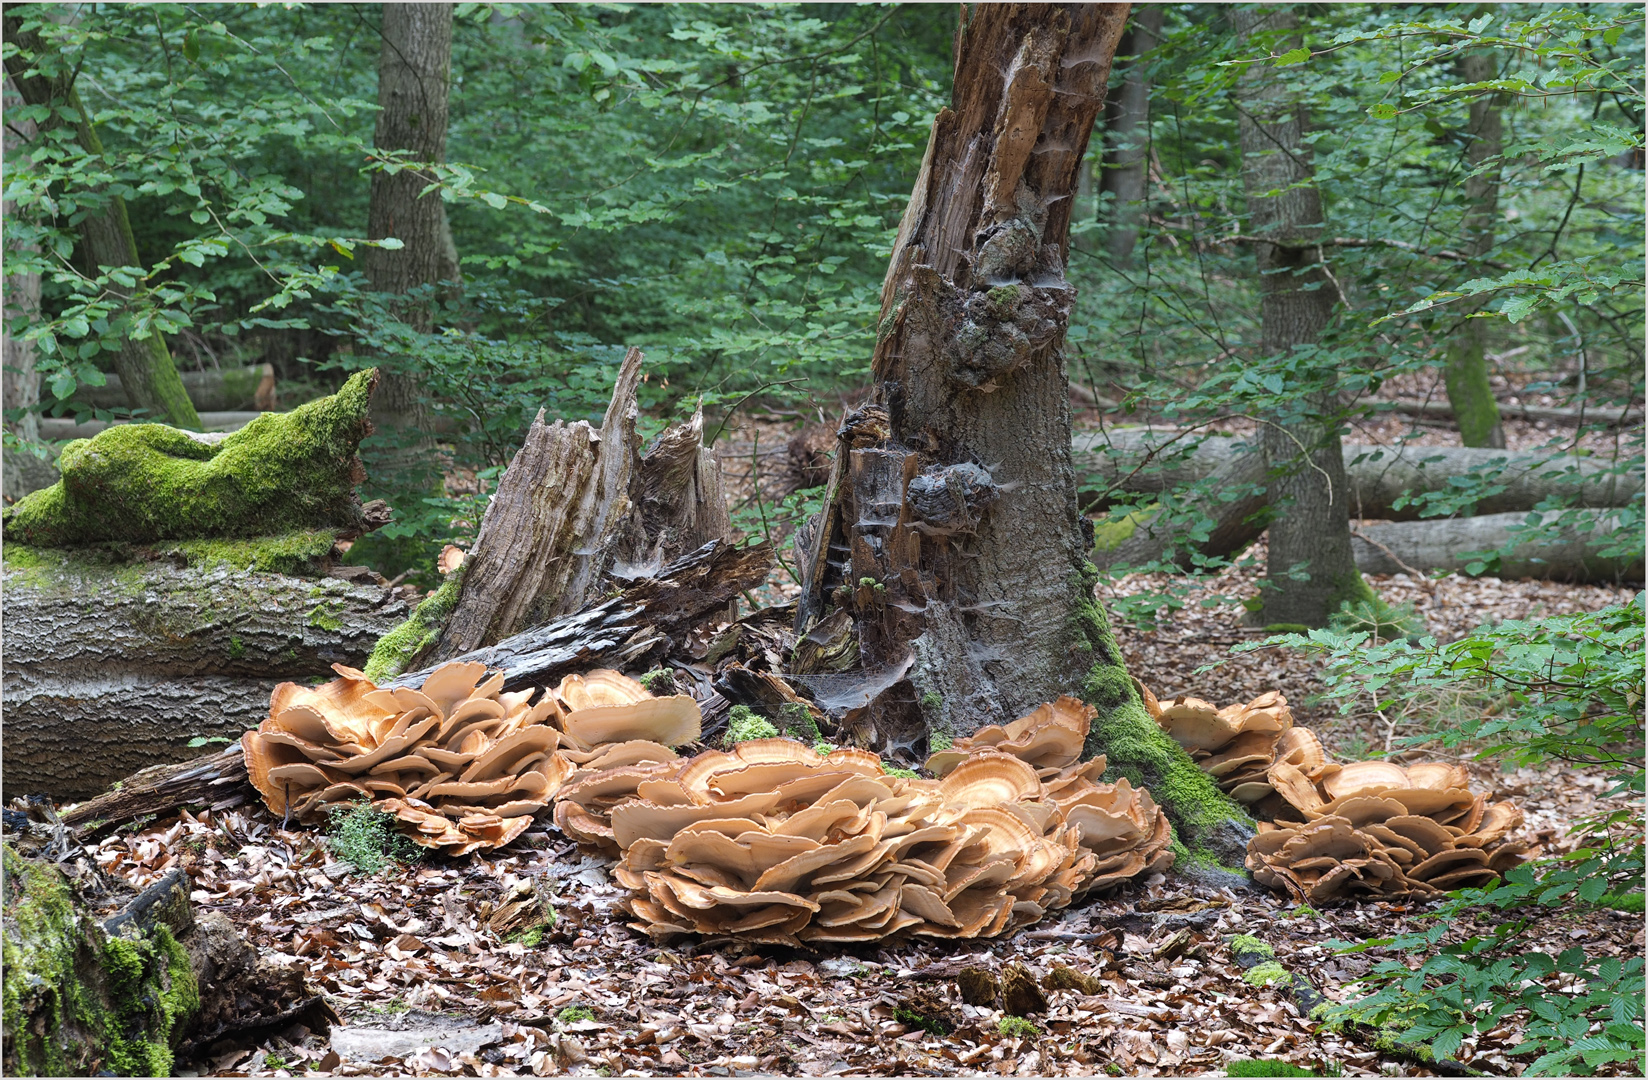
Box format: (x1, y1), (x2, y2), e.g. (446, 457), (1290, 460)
(2, 553), (407, 798)
(363, 3), (459, 442)
(3, 79), (39, 446)
(794, 3), (1254, 875)
(1098, 5), (1163, 265)
(2, 16), (201, 430)
(1233, 6), (1364, 626)
(1442, 50), (1507, 449)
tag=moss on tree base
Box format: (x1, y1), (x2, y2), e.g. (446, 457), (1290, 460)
(2, 370), (379, 548)
(2, 845), (200, 1076)
(1072, 563), (1255, 875)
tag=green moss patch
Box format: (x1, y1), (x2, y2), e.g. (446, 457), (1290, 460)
(363, 565), (465, 681)
(1226, 1060), (1322, 1077)
(3, 368), (378, 547)
(3, 844), (200, 1076)
(1243, 961), (1293, 988)
(725, 705), (779, 745)
(1072, 564), (1253, 872)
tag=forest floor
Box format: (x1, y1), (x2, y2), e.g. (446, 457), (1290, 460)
(78, 553), (1638, 1079)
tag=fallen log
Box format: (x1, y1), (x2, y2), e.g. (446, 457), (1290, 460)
(1, 547), (407, 799)
(1352, 510), (1643, 585)
(1075, 428), (1643, 517)
(1382, 396), (1643, 429)
(68, 362), (278, 414)
(38, 409), (268, 441)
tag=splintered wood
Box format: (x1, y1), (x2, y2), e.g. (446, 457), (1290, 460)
(1144, 685), (1535, 903)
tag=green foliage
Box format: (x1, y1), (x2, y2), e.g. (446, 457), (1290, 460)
(724, 705), (778, 745)
(893, 1005), (951, 1037)
(997, 1015), (1040, 1038)
(1258, 598), (1646, 1075)
(325, 799), (422, 876)
(1329, 597), (1423, 642)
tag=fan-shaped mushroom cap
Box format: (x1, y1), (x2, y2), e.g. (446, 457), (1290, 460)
(562, 695), (702, 748)
(555, 670), (649, 712)
(1323, 761), (1410, 800)
(1470, 802), (1523, 846)
(269, 674), (393, 748)
(1202, 730), (1280, 777)
(1267, 761), (1325, 815)
(1408, 846), (1489, 880)
(1279, 817), (1368, 863)
(1382, 786), (1474, 819)
(1406, 762), (1469, 790)
(939, 754), (1041, 809)
(1158, 697), (1240, 751)
(1133, 677), (1163, 721)
(418, 661), (491, 718)
(460, 726), (563, 782)
(1380, 815), (1455, 856)
(611, 791), (782, 850)
(1273, 727), (1326, 772)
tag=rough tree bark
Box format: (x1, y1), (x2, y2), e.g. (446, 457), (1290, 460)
(1, 555), (407, 798)
(363, 2), (460, 443)
(1233, 6), (1366, 626)
(2, 14), (201, 429)
(1097, 5), (1163, 265)
(1443, 49), (1508, 449)
(794, 3), (1253, 873)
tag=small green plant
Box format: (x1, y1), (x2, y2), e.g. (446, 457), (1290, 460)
(894, 1006), (951, 1036)
(997, 1015), (1039, 1038)
(1285, 906), (1319, 919)
(185, 735), (233, 748)
(928, 732), (953, 753)
(325, 799), (422, 875)
(812, 740), (837, 755)
(881, 763), (918, 779)
(262, 1053), (287, 1071)
(638, 668), (674, 694)
(920, 690), (942, 709)
(725, 705), (778, 745)
(1330, 597), (1422, 642)
(557, 1005), (596, 1024)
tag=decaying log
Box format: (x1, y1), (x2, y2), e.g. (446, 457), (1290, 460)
(1383, 396), (1643, 429)
(2, 554), (407, 798)
(1076, 428), (1643, 516)
(1, 846), (331, 1075)
(390, 538), (772, 694)
(636, 404), (732, 565)
(1352, 510), (1643, 584)
(60, 748), (250, 830)
(69, 363), (278, 413)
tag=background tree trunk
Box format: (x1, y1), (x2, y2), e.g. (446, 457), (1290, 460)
(795, 3), (1254, 874)
(1098, 5), (1163, 265)
(3, 80), (40, 445)
(363, 3), (459, 442)
(1233, 6), (1364, 626)
(2, 16), (201, 430)
(1443, 49), (1508, 449)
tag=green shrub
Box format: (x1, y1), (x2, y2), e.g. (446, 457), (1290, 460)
(325, 799), (422, 876)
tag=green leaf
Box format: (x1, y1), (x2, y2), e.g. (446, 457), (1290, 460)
(1368, 102), (1399, 119)
(1274, 47), (1311, 66)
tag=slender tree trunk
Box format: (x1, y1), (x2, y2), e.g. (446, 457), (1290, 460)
(1098, 5), (1163, 265)
(363, 3), (459, 442)
(794, 3), (1253, 874)
(2, 17), (201, 430)
(1443, 50), (1507, 449)
(1233, 6), (1365, 627)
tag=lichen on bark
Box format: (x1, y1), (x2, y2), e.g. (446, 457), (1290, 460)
(2, 369), (378, 548)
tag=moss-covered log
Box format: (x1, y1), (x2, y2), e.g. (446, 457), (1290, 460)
(2, 547), (407, 799)
(1, 369), (379, 548)
(2, 847), (333, 1076)
(1075, 566), (1255, 879)
(2, 848), (199, 1076)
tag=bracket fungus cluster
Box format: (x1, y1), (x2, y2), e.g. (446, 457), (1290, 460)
(596, 695), (1172, 945)
(243, 664), (700, 855)
(1145, 686), (1534, 902)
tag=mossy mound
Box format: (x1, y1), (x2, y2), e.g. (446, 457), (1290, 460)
(2, 845), (200, 1076)
(3, 369), (378, 548)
